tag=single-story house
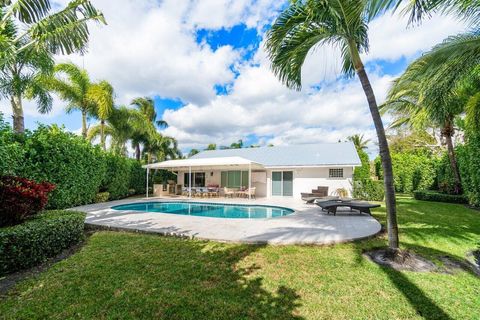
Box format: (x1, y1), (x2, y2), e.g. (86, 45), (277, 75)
(143, 142), (361, 199)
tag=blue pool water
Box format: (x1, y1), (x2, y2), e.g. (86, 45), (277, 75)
(111, 202), (295, 219)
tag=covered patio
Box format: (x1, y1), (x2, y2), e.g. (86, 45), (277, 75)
(142, 156), (265, 199)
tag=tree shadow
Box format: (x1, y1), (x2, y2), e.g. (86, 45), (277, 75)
(1, 232), (303, 319)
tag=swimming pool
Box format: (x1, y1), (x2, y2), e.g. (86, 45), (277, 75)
(111, 202), (295, 219)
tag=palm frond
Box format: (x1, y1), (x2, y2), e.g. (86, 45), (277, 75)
(1, 0), (51, 24)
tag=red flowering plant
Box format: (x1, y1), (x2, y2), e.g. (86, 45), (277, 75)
(0, 176), (56, 227)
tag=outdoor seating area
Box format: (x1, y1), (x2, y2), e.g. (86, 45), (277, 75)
(301, 186), (330, 203)
(181, 186), (256, 199)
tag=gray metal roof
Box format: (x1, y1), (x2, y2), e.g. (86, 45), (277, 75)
(191, 142), (361, 167)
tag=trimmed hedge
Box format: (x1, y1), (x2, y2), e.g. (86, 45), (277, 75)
(18, 125), (107, 209)
(413, 190), (468, 204)
(0, 210), (86, 275)
(101, 153), (131, 200)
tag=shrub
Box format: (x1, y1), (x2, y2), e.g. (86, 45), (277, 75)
(128, 160), (146, 195)
(102, 153), (131, 200)
(0, 176), (55, 227)
(353, 148), (371, 181)
(352, 179), (385, 201)
(95, 192), (110, 203)
(0, 114), (24, 176)
(18, 126), (107, 209)
(0, 210), (86, 275)
(413, 190), (468, 204)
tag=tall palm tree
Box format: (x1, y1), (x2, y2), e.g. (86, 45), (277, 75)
(348, 134), (371, 150)
(0, 16), (54, 133)
(87, 106), (147, 156)
(144, 133), (180, 163)
(88, 80), (114, 151)
(46, 62), (96, 138)
(0, 0), (105, 133)
(265, 0), (399, 250)
(130, 97), (168, 160)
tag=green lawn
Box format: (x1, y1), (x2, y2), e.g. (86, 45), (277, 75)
(1, 197), (479, 319)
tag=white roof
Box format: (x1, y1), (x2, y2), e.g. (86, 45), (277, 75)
(143, 156), (264, 170)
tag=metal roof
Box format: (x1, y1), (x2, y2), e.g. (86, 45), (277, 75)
(190, 142), (361, 167)
(143, 156), (264, 170)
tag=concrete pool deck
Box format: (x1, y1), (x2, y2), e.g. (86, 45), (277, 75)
(71, 197), (382, 245)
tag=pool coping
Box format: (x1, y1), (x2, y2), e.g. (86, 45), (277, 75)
(71, 197), (382, 245)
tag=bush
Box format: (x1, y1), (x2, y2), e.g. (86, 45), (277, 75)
(0, 210), (86, 275)
(102, 153), (131, 200)
(353, 148), (371, 181)
(0, 176), (56, 227)
(413, 190), (468, 204)
(0, 114), (24, 176)
(128, 160), (146, 195)
(18, 126), (107, 209)
(95, 192), (110, 203)
(352, 179), (385, 201)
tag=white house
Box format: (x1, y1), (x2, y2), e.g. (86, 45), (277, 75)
(144, 142), (361, 199)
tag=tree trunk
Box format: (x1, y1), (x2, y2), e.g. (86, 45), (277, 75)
(442, 121), (462, 194)
(81, 110), (88, 138)
(356, 67), (399, 251)
(100, 119), (106, 151)
(135, 143), (141, 161)
(11, 94), (25, 134)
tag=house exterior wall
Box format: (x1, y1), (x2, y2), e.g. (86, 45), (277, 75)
(176, 166), (354, 199)
(265, 167), (354, 199)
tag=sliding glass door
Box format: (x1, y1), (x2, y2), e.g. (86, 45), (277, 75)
(272, 171), (293, 196)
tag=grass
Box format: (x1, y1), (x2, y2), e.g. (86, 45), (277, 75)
(0, 196), (479, 319)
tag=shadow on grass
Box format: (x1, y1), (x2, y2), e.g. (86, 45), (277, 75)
(1, 232), (303, 320)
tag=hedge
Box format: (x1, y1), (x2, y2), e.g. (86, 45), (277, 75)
(413, 190), (468, 204)
(0, 210), (86, 275)
(18, 125), (107, 209)
(0, 116), (149, 209)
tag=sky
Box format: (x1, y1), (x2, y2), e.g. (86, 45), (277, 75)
(0, 0), (468, 156)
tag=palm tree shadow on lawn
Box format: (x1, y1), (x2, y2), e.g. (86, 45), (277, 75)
(3, 233), (303, 319)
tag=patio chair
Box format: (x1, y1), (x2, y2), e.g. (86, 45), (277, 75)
(224, 187), (235, 198)
(245, 187), (256, 199)
(301, 186), (329, 203)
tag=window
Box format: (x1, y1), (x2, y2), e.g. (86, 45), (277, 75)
(329, 168), (343, 178)
(184, 172), (205, 187)
(220, 171), (249, 188)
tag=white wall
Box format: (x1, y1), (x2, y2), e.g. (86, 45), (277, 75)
(176, 166), (354, 199)
(266, 167), (354, 199)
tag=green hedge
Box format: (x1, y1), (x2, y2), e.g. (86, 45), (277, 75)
(18, 126), (107, 209)
(352, 179), (385, 201)
(0, 210), (86, 275)
(413, 190), (468, 204)
(0, 115), (148, 209)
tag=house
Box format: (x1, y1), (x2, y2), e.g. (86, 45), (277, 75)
(143, 142), (361, 199)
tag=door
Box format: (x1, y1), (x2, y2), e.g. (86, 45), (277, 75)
(271, 171), (293, 196)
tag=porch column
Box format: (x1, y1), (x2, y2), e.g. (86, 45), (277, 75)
(248, 162), (251, 200)
(188, 166), (192, 198)
(146, 167), (150, 198)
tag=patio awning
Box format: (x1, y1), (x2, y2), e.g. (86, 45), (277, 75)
(142, 156), (265, 170)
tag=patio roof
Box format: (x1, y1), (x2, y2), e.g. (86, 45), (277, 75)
(142, 156), (264, 170)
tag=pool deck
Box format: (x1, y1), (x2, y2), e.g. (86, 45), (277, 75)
(71, 197), (382, 245)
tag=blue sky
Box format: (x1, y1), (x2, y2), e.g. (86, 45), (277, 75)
(0, 0), (467, 155)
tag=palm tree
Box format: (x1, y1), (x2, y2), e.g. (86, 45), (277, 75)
(0, 17), (54, 133)
(382, 34), (480, 194)
(130, 97), (168, 161)
(88, 81), (114, 151)
(188, 149), (200, 157)
(265, 0), (399, 250)
(348, 134), (371, 150)
(46, 63), (97, 138)
(144, 133), (180, 163)
(230, 139), (243, 149)
(0, 0), (105, 133)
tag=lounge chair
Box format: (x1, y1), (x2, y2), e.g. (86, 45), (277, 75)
(301, 186), (329, 203)
(315, 199), (380, 216)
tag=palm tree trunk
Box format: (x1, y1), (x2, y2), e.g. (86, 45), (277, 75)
(100, 119), (106, 151)
(442, 121), (462, 194)
(11, 94), (25, 134)
(135, 143), (141, 161)
(355, 64), (399, 251)
(81, 110), (88, 138)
